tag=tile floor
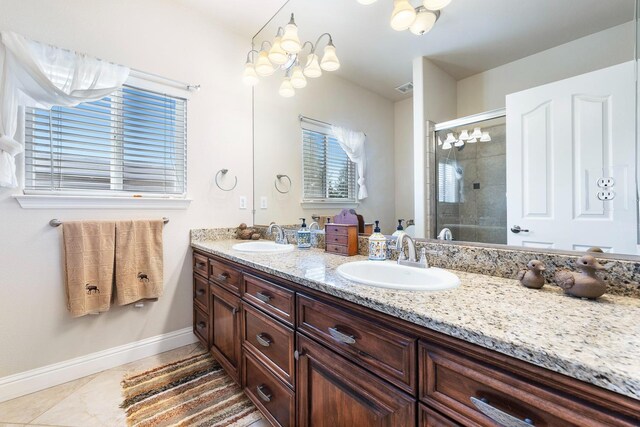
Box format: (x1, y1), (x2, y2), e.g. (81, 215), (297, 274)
(0, 344), (268, 427)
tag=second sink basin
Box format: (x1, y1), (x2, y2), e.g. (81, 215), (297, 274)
(336, 261), (460, 291)
(232, 241), (295, 254)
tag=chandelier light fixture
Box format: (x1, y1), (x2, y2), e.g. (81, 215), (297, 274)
(357, 0), (452, 35)
(243, 14), (340, 97)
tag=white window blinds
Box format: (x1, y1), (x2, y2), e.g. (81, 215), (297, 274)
(24, 84), (187, 196)
(302, 127), (356, 202)
(438, 160), (461, 203)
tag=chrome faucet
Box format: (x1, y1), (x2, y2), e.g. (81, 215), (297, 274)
(437, 228), (453, 241)
(268, 223), (287, 244)
(309, 221), (320, 231)
(395, 232), (429, 268)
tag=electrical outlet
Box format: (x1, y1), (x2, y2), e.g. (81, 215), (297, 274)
(260, 196), (268, 209)
(597, 177), (615, 188)
(239, 196), (247, 209)
(597, 190), (615, 201)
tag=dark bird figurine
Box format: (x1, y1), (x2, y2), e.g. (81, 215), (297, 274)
(517, 260), (546, 289)
(554, 255), (607, 299)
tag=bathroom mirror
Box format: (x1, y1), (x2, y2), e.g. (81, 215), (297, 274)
(252, 0), (639, 256)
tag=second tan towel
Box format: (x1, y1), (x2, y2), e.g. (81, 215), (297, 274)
(115, 219), (164, 306)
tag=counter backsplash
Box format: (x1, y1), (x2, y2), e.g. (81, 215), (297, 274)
(190, 227), (640, 299)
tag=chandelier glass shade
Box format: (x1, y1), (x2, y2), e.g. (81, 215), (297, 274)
(244, 14), (339, 96)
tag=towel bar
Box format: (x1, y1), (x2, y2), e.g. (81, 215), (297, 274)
(49, 217), (169, 227)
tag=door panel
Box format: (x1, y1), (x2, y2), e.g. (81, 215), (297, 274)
(507, 61), (637, 253)
(210, 284), (241, 383)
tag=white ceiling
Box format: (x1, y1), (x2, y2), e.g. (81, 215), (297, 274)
(179, 0), (286, 38)
(183, 0), (635, 101)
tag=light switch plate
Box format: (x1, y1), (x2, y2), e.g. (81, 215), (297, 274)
(239, 196), (247, 209)
(260, 196), (268, 209)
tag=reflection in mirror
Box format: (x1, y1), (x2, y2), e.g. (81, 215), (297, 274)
(251, 0), (638, 256)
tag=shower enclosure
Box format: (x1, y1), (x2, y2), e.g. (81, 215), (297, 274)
(433, 110), (507, 244)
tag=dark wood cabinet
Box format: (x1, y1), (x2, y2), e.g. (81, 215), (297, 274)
(210, 283), (242, 383)
(296, 334), (415, 427)
(192, 250), (640, 427)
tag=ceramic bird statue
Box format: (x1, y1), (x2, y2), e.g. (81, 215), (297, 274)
(554, 255), (607, 299)
(517, 260), (546, 289)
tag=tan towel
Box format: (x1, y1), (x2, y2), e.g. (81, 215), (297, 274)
(63, 221), (115, 317)
(115, 219), (164, 306)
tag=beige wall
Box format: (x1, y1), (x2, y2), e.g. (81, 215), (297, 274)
(0, 0), (252, 376)
(253, 72), (396, 234)
(394, 97), (414, 223)
(457, 21), (635, 117)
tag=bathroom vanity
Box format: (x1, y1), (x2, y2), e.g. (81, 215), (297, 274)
(191, 240), (640, 427)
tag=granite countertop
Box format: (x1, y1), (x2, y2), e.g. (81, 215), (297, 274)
(191, 239), (640, 401)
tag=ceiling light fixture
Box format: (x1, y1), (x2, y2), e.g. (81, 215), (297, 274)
(409, 7), (438, 35)
(357, 0), (451, 36)
(470, 127), (482, 139)
(390, 0), (417, 31)
(244, 15), (339, 96)
(423, 0), (451, 11)
(480, 132), (492, 142)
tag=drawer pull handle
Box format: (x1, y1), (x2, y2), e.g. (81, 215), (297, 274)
(328, 327), (356, 345)
(196, 321), (206, 330)
(256, 385), (272, 403)
(255, 292), (272, 304)
(256, 333), (272, 347)
(196, 289), (206, 296)
(217, 272), (230, 282)
(195, 261), (206, 268)
(470, 397), (535, 427)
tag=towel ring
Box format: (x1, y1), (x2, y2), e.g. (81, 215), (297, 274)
(275, 174), (292, 194)
(215, 169), (238, 192)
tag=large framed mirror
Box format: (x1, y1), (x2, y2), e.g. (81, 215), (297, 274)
(251, 0), (638, 257)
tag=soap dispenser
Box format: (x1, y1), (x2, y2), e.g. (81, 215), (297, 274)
(297, 218), (311, 249)
(392, 219), (404, 237)
(368, 220), (387, 261)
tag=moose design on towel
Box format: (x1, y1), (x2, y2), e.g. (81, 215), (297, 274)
(85, 283), (100, 294)
(137, 272), (150, 283)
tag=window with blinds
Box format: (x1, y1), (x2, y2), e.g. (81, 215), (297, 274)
(438, 160), (461, 203)
(302, 127), (356, 202)
(24, 84), (187, 196)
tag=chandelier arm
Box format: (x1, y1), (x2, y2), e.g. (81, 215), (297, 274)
(245, 49), (259, 63)
(311, 33), (333, 53)
(260, 40), (273, 51)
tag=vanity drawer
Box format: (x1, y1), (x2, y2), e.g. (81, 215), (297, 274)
(420, 341), (636, 427)
(193, 252), (208, 278)
(243, 303), (295, 388)
(243, 352), (295, 427)
(193, 305), (209, 348)
(210, 259), (242, 295)
(193, 273), (209, 311)
(243, 274), (295, 326)
(297, 293), (416, 394)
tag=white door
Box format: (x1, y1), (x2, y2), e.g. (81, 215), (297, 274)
(506, 61), (637, 254)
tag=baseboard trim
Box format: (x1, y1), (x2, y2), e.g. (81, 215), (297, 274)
(0, 327), (198, 403)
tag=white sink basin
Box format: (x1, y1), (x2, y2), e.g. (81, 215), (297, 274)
(336, 261), (460, 291)
(232, 241), (295, 254)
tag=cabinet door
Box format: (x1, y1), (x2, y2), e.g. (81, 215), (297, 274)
(210, 283), (242, 383)
(297, 334), (415, 427)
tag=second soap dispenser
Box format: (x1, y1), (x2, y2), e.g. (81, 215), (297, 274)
(297, 218), (311, 249)
(368, 220), (387, 261)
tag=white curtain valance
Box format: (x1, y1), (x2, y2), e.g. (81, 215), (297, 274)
(331, 125), (368, 200)
(0, 31), (130, 188)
